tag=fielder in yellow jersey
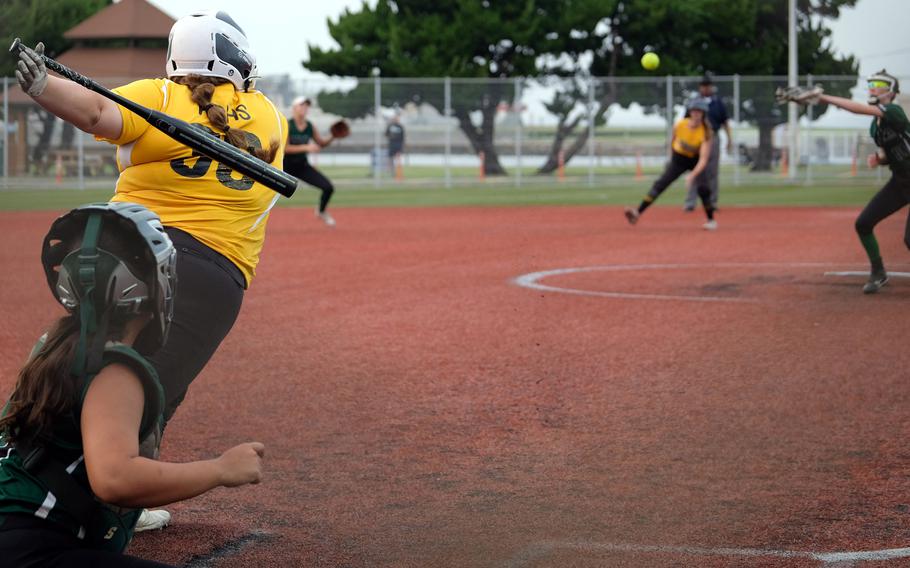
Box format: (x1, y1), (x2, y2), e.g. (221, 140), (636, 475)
(624, 97), (717, 230)
(671, 115), (710, 159)
(104, 78), (286, 286)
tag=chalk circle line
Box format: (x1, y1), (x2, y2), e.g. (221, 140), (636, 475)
(511, 263), (910, 304)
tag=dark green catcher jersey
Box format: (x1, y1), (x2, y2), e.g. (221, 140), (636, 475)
(870, 103), (910, 175)
(0, 342), (164, 552)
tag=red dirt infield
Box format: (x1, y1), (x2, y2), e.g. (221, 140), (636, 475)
(2, 205), (910, 567)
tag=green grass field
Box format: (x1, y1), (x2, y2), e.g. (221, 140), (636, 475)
(0, 162), (883, 211)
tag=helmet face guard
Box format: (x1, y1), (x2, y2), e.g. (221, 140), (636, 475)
(42, 203), (177, 377)
(866, 69), (900, 105)
(166, 10), (256, 91)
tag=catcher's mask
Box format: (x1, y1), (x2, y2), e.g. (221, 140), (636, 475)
(867, 69), (899, 105)
(41, 203), (177, 379)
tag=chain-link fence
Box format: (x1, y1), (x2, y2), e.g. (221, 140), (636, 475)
(2, 74), (903, 191)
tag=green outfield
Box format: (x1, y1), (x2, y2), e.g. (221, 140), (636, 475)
(0, 160), (885, 211)
(0, 179), (881, 211)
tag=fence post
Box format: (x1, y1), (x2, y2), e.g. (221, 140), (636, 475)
(733, 74), (740, 187)
(2, 77), (7, 187)
(77, 126), (85, 190)
(805, 73), (813, 186)
(514, 77), (522, 188)
(373, 73), (382, 188)
(850, 133), (858, 177)
(588, 76), (595, 187)
(478, 151), (485, 181)
(665, 75), (673, 157)
(444, 76), (452, 189)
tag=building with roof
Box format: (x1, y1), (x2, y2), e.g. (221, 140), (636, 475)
(6, 0), (174, 176)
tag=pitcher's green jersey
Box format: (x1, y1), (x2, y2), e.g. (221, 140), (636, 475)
(870, 103), (910, 175)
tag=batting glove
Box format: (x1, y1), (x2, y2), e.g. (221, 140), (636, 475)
(15, 42), (48, 97)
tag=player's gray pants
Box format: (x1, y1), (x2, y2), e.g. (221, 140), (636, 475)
(684, 135), (720, 209)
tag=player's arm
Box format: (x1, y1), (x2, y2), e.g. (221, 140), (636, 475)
(15, 44), (122, 138)
(311, 124), (334, 148)
(284, 134), (308, 154)
(817, 94), (884, 118)
(81, 363), (264, 508)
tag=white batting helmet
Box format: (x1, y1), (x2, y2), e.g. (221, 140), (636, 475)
(166, 10), (256, 91)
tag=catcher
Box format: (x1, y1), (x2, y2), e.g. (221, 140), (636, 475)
(284, 97), (350, 227)
(777, 70), (910, 294)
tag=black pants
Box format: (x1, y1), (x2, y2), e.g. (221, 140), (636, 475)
(855, 173), (910, 249)
(0, 516), (174, 567)
(285, 160), (335, 213)
(134, 228), (245, 424)
(647, 152), (711, 206)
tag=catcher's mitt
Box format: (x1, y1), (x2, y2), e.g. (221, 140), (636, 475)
(329, 120), (351, 139)
(775, 85), (824, 105)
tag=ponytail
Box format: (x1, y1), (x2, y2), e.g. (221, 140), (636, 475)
(172, 75), (279, 163)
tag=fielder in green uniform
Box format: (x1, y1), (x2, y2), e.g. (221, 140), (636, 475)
(0, 203), (264, 567)
(782, 70), (910, 293)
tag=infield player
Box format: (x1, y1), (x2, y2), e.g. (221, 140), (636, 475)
(15, 10), (285, 528)
(683, 73), (733, 211)
(625, 97), (718, 230)
(0, 203), (264, 567)
(284, 97), (338, 227)
(781, 70), (910, 294)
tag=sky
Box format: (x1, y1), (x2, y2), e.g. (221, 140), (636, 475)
(146, 0), (910, 79)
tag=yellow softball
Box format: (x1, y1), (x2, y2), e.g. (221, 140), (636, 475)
(641, 52), (660, 71)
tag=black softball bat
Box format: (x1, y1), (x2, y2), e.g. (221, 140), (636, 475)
(9, 38), (297, 198)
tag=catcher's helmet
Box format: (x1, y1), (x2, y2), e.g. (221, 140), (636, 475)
(166, 10), (256, 91)
(41, 203), (177, 376)
(867, 69), (899, 104)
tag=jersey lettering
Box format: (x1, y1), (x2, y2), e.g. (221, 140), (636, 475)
(170, 125), (262, 190)
(227, 104), (252, 121)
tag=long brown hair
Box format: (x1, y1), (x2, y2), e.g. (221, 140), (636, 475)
(0, 316), (81, 446)
(172, 74), (279, 163)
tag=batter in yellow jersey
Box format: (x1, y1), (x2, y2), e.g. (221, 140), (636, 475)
(624, 97), (717, 230)
(102, 78), (286, 286)
(12, 8), (282, 550)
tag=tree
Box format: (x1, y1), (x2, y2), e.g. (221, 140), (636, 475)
(538, 0), (858, 173)
(1, 0), (112, 168)
(0, 0), (112, 76)
(305, 0), (857, 176)
(305, 0), (566, 176)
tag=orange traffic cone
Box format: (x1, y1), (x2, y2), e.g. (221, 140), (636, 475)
(780, 148), (788, 178)
(478, 151), (486, 181)
(557, 150), (566, 181)
(395, 155), (403, 181)
(635, 151), (644, 179)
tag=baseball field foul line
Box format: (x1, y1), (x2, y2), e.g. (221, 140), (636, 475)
(504, 540), (910, 567)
